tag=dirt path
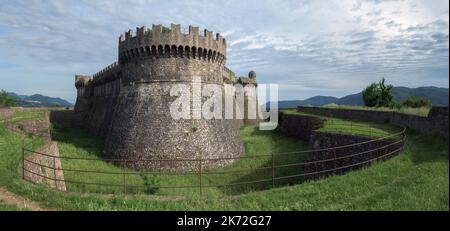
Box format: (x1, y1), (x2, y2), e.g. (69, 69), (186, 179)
(0, 187), (55, 211)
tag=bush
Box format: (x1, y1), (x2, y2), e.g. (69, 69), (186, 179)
(140, 173), (160, 194)
(402, 96), (431, 108)
(0, 90), (17, 107)
(162, 26), (171, 33)
(362, 78), (394, 108)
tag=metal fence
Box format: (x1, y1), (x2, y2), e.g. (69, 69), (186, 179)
(17, 119), (406, 196)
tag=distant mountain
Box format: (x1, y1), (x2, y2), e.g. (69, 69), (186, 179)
(270, 86), (449, 108)
(275, 96), (338, 108)
(7, 92), (73, 107)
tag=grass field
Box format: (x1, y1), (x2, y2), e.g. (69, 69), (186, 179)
(0, 108), (448, 210)
(0, 201), (25, 211)
(281, 109), (403, 138)
(51, 123), (308, 196)
(321, 104), (431, 117)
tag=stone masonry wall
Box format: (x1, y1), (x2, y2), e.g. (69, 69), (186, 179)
(297, 106), (449, 137)
(304, 131), (404, 180)
(278, 112), (324, 141)
(72, 24), (251, 171)
(23, 142), (66, 191)
(103, 82), (244, 170)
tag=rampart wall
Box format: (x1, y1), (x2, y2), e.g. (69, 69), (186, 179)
(297, 106), (448, 137)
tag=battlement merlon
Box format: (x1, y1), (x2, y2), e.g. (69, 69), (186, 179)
(118, 23), (227, 59)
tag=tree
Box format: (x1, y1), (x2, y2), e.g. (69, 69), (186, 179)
(362, 78), (394, 107)
(402, 96), (431, 108)
(0, 90), (17, 107)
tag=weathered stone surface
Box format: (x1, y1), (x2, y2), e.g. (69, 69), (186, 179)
(72, 24), (252, 170)
(304, 131), (404, 180)
(23, 142), (66, 191)
(278, 112), (324, 141)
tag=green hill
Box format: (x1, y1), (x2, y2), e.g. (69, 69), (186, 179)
(272, 86), (449, 108)
(7, 92), (73, 107)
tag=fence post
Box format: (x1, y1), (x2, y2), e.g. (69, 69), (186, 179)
(123, 161), (127, 195)
(333, 149), (337, 175)
(199, 158), (203, 197)
(31, 135), (34, 150)
(53, 155), (57, 189)
(21, 144), (25, 180)
(350, 121), (353, 135)
(272, 153), (275, 188)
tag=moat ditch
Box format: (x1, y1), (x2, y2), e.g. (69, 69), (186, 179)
(16, 109), (405, 197)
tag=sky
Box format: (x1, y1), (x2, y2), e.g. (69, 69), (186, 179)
(0, 0), (448, 103)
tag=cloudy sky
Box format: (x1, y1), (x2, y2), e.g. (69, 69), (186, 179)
(0, 0), (448, 103)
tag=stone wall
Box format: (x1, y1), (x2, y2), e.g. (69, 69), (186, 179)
(23, 142), (66, 191)
(49, 110), (73, 126)
(103, 82), (244, 170)
(297, 106), (449, 137)
(278, 112), (324, 141)
(304, 131), (404, 180)
(71, 24), (250, 171)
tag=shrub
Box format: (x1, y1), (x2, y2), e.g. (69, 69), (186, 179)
(0, 90), (17, 107)
(140, 173), (160, 194)
(162, 26), (171, 33)
(362, 78), (394, 108)
(402, 96), (431, 108)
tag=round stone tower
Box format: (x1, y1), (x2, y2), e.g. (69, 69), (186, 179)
(103, 24), (244, 170)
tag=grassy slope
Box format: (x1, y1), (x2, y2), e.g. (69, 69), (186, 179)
(52, 123), (308, 196)
(281, 109), (403, 138)
(0, 201), (25, 211)
(0, 109), (448, 210)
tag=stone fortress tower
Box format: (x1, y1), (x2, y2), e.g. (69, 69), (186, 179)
(73, 24), (258, 170)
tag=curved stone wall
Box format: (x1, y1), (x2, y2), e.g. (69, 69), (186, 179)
(278, 112), (324, 141)
(304, 131), (404, 179)
(103, 82), (244, 170)
(118, 24), (226, 64)
(297, 106), (449, 137)
(278, 113), (405, 180)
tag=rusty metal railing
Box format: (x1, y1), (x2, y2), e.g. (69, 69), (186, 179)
(19, 119), (406, 197)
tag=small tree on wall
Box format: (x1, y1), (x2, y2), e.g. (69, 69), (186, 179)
(362, 78), (394, 107)
(402, 96), (432, 108)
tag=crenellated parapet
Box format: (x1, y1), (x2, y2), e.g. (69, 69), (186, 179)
(92, 61), (120, 86)
(118, 24), (227, 65)
(73, 22), (249, 171)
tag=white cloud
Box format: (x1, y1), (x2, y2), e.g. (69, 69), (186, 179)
(0, 0), (448, 103)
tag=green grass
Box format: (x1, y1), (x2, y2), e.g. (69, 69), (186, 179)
(51, 123), (308, 196)
(321, 104), (430, 117)
(0, 109), (447, 210)
(281, 109), (403, 138)
(0, 201), (25, 211)
(2, 108), (47, 123)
